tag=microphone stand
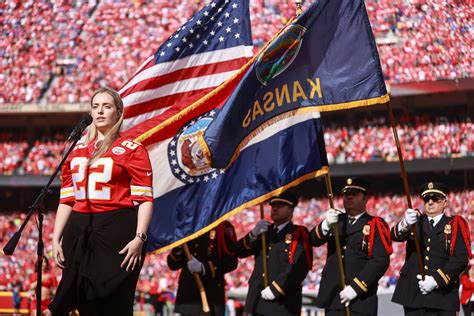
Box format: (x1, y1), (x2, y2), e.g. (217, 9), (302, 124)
(3, 134), (83, 316)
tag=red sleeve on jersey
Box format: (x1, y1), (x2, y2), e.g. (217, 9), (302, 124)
(59, 156), (75, 206)
(127, 144), (153, 203)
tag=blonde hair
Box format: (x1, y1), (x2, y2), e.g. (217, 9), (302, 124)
(86, 87), (124, 165)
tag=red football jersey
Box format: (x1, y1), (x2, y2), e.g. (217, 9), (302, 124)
(60, 137), (153, 213)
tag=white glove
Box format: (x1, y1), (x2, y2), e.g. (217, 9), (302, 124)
(339, 285), (357, 305)
(417, 275), (438, 295)
(404, 208), (418, 226)
(261, 286), (276, 300)
(187, 256), (205, 274)
(321, 208), (340, 234)
(250, 220), (269, 238)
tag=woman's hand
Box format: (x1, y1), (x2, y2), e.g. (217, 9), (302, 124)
(52, 204), (72, 269)
(119, 237), (144, 271)
(52, 240), (65, 269)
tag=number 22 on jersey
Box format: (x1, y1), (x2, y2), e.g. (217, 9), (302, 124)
(70, 157), (113, 200)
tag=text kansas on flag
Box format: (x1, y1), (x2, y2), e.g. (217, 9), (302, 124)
(200, 0), (390, 169)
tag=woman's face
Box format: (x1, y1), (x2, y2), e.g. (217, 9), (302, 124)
(91, 92), (120, 134)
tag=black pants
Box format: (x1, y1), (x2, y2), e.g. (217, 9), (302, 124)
(325, 310), (374, 316)
(404, 307), (456, 316)
(76, 277), (138, 315)
(177, 305), (225, 316)
(49, 208), (145, 316)
(463, 302), (474, 316)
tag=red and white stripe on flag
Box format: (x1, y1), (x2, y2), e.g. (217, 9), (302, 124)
(117, 0), (255, 146)
(119, 46), (253, 144)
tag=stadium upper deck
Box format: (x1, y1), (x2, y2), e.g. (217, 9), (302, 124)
(1, 0), (472, 104)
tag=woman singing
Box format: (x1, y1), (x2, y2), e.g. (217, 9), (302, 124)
(48, 87), (154, 315)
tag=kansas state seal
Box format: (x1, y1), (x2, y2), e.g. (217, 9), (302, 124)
(256, 24), (306, 85)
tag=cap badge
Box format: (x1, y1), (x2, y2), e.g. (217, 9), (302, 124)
(428, 182), (434, 189)
(347, 178), (352, 185)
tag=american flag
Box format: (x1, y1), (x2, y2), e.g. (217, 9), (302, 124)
(119, 0), (253, 144)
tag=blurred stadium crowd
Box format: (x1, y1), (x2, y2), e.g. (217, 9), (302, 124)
(1, 0), (473, 313)
(1, 0), (472, 104)
(1, 114), (472, 175)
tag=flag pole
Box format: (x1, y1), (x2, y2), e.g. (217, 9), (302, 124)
(260, 204), (269, 287)
(324, 172), (350, 316)
(183, 243), (211, 313)
(385, 101), (425, 278)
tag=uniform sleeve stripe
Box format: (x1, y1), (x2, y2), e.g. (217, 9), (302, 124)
(437, 269), (450, 285)
(130, 185), (153, 197)
(354, 277), (368, 293)
(393, 223), (399, 239)
(272, 281), (286, 295)
(131, 185), (152, 191)
(315, 225), (322, 239)
(60, 187), (75, 199)
(131, 191), (153, 197)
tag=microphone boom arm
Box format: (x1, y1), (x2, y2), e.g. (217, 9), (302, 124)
(2, 128), (85, 316)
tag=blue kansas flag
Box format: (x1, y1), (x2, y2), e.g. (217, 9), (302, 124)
(143, 0), (389, 253)
(146, 108), (328, 253)
(201, 0), (389, 169)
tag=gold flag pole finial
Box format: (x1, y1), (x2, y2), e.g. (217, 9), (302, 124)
(295, 0), (302, 16)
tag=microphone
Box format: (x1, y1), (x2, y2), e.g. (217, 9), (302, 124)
(3, 231), (20, 255)
(67, 115), (93, 141)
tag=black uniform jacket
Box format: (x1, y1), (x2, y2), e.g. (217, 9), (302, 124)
(167, 221), (237, 316)
(236, 222), (311, 316)
(391, 214), (469, 311)
(310, 212), (390, 315)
